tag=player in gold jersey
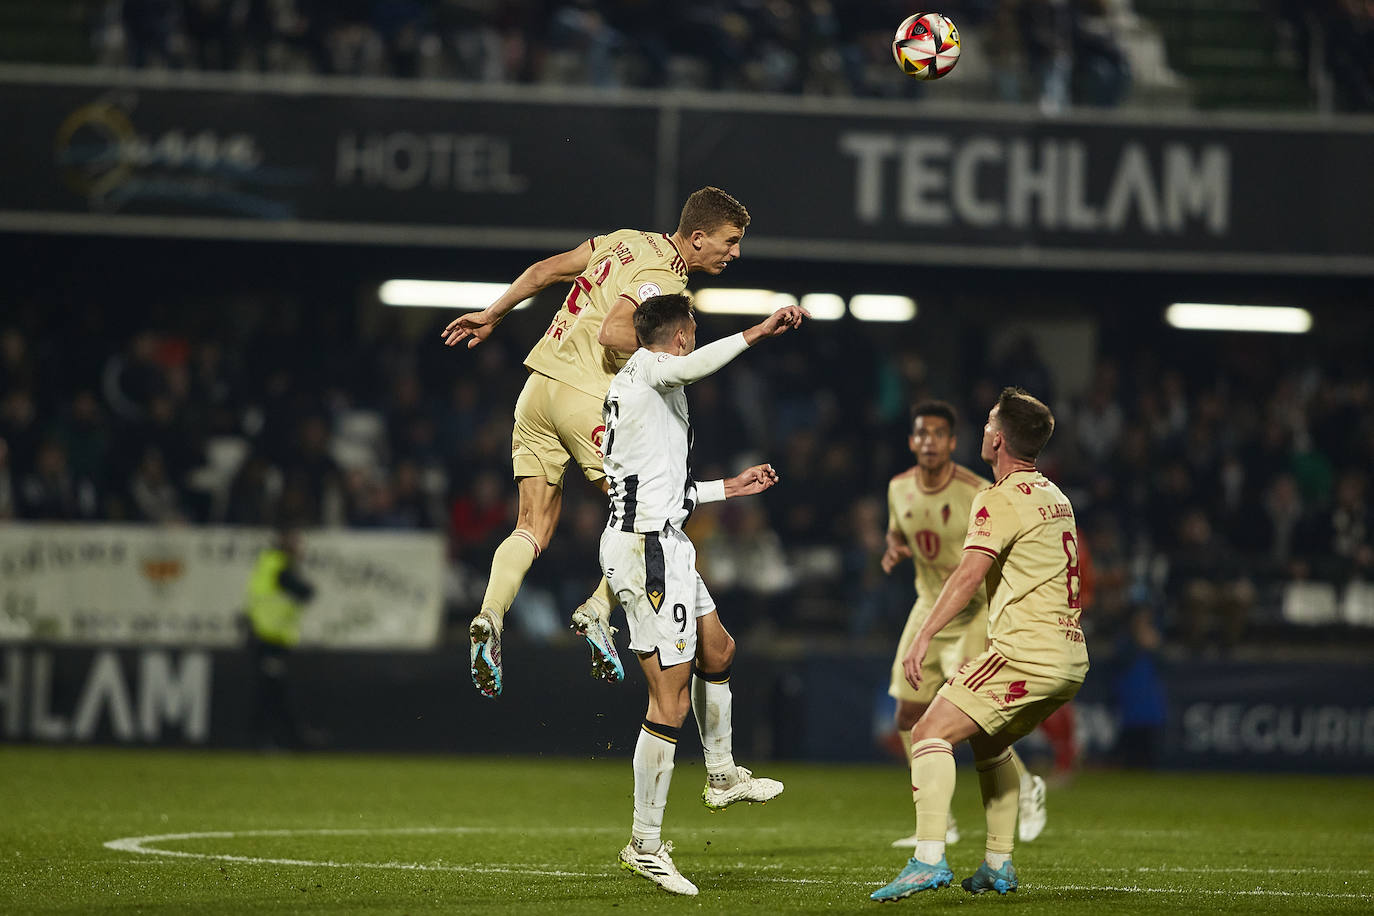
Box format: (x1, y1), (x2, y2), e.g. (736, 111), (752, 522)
(881, 401), (1046, 850)
(441, 187), (750, 698)
(872, 387), (1086, 902)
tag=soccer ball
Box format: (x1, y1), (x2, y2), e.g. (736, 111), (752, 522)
(892, 12), (961, 81)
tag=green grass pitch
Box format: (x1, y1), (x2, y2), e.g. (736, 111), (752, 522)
(1, 747), (1371, 914)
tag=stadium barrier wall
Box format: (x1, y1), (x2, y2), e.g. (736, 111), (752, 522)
(0, 524), (444, 649)
(1, 642), (1370, 772)
(1, 66), (1372, 274)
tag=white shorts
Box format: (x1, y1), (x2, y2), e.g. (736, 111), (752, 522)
(600, 524), (715, 668)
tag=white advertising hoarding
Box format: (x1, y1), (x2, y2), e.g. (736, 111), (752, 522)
(0, 524), (443, 649)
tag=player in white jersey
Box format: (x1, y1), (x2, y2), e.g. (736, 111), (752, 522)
(602, 293), (804, 897)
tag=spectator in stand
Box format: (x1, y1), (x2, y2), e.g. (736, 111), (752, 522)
(121, 0), (179, 68)
(449, 469), (510, 557)
(0, 389), (40, 480)
(279, 416), (345, 526)
(19, 440), (98, 520)
(226, 452), (280, 526)
(1020, 0), (1074, 113)
(128, 446), (187, 524)
(1167, 507), (1255, 651)
(1315, 468), (1373, 582)
(1256, 473), (1313, 580)
(0, 438), (14, 520)
(1070, 0), (1131, 106)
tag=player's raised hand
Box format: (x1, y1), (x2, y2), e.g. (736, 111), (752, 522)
(748, 305), (810, 342)
(441, 309), (500, 348)
(724, 463), (780, 498)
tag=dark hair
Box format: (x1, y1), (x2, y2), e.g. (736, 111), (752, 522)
(634, 293), (695, 347)
(911, 399), (958, 433)
(676, 187), (750, 236)
(996, 386), (1055, 459)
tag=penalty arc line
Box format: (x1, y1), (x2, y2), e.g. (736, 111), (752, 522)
(103, 829), (1374, 899)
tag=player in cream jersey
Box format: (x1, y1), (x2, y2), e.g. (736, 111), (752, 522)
(873, 387), (1086, 903)
(441, 188), (750, 698)
(881, 402), (1047, 850)
(600, 294), (804, 896)
(524, 228), (689, 400)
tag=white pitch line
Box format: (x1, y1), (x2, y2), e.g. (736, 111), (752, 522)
(103, 829), (1374, 900)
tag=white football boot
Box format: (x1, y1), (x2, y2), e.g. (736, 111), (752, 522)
(1018, 773), (1048, 842)
(618, 840), (698, 896)
(701, 766), (784, 811)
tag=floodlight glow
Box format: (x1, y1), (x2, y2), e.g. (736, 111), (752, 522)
(693, 288), (798, 315)
(378, 280), (532, 310)
(849, 294), (917, 322)
(799, 293), (846, 321)
(1165, 303), (1312, 334)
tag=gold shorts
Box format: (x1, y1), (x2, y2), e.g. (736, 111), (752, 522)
(511, 372), (607, 486)
(888, 602), (987, 705)
(937, 647), (1082, 739)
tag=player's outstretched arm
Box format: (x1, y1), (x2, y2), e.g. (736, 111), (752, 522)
(441, 239), (594, 348)
(901, 549), (995, 690)
(650, 306), (809, 389)
(742, 305), (809, 345)
(724, 463), (780, 499)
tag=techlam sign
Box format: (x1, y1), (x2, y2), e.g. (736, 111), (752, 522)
(0, 647), (211, 744)
(839, 133), (1229, 235)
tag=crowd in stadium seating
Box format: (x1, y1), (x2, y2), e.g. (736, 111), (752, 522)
(94, 0), (1134, 107)
(2, 290), (1370, 653)
(1277, 0), (1374, 111)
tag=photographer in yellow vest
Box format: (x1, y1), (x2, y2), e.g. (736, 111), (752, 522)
(245, 528), (315, 749)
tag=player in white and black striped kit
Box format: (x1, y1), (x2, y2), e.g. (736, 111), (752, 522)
(602, 292), (806, 896)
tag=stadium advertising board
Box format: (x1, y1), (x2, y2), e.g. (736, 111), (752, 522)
(0, 524), (444, 649)
(0, 68), (1370, 272)
(0, 71), (658, 242)
(677, 108), (1374, 272)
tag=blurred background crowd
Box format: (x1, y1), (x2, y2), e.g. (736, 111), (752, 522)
(3, 0), (1369, 111)
(3, 258), (1370, 661)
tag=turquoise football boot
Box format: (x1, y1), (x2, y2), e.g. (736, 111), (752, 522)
(962, 860), (1018, 895)
(870, 856), (954, 902)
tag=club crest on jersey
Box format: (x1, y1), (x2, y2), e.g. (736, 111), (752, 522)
(638, 281), (662, 300)
(915, 529), (941, 560)
(675, 638), (687, 652)
(974, 506), (990, 526)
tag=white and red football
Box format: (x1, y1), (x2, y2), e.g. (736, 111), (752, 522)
(892, 12), (961, 81)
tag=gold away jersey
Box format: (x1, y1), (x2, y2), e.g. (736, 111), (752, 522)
(888, 463), (991, 617)
(524, 229), (689, 400)
(963, 469), (1089, 680)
